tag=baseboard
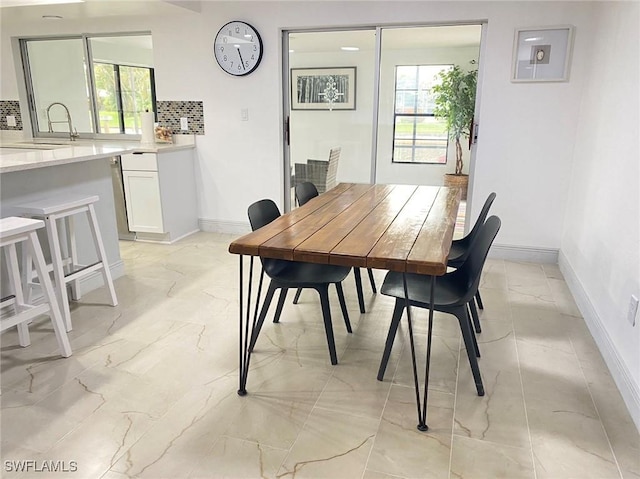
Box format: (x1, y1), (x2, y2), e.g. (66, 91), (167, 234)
(78, 260), (125, 297)
(489, 243), (559, 263)
(199, 218), (250, 236)
(134, 229), (199, 245)
(559, 250), (640, 431)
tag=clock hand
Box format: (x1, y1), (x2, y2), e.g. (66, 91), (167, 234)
(236, 47), (246, 70)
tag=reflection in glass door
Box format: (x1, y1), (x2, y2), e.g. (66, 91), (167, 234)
(285, 29), (376, 210)
(375, 25), (482, 186)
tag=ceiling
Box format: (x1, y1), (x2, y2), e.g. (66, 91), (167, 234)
(0, 0), (200, 21)
(0, 1), (480, 53)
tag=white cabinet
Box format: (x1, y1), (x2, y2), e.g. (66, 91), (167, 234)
(122, 169), (164, 233)
(121, 149), (198, 242)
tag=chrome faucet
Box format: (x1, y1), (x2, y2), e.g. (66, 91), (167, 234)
(46, 102), (79, 141)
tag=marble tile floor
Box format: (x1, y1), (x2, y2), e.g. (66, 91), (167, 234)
(1, 232), (638, 479)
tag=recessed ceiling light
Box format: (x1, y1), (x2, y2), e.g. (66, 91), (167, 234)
(341, 46), (359, 51)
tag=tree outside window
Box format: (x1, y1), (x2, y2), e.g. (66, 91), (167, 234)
(94, 63), (155, 134)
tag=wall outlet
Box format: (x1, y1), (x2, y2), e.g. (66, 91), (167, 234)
(628, 294), (639, 326)
(180, 117), (188, 131)
(241, 108), (249, 121)
(6, 115), (16, 127)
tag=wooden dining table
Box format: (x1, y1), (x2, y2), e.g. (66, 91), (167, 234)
(228, 183), (461, 431)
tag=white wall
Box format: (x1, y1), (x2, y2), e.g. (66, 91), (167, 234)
(90, 37), (153, 67)
(560, 1), (640, 427)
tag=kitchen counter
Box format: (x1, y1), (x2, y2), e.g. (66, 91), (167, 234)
(0, 136), (195, 173)
(0, 134), (197, 297)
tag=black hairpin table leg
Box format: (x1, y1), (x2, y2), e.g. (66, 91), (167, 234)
(403, 273), (436, 431)
(238, 255), (265, 396)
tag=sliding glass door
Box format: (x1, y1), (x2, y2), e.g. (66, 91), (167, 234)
(375, 25), (482, 185)
(283, 24), (483, 211)
(285, 29), (376, 209)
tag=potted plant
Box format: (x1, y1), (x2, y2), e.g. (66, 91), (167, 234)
(432, 64), (477, 199)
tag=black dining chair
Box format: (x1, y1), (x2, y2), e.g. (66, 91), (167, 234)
(448, 192), (496, 333)
(247, 199), (352, 365)
(293, 181), (377, 314)
(376, 215), (501, 396)
(294, 181), (320, 207)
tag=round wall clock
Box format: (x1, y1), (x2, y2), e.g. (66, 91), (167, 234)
(214, 21), (263, 76)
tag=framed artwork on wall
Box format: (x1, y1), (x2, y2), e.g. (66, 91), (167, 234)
(512, 26), (574, 82)
(291, 67), (356, 110)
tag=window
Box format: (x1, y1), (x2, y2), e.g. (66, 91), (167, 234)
(392, 64), (452, 164)
(93, 63), (155, 134)
(20, 33), (155, 139)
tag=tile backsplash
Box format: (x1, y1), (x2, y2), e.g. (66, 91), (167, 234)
(0, 100), (23, 130)
(0, 99), (205, 135)
(157, 100), (204, 135)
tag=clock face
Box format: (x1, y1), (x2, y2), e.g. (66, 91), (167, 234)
(214, 21), (263, 76)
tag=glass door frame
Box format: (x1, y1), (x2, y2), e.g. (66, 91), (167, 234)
(281, 25), (377, 212)
(281, 21), (486, 216)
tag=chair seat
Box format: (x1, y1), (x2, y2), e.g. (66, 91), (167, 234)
(264, 258), (350, 285)
(381, 271), (469, 309)
(17, 194), (100, 216)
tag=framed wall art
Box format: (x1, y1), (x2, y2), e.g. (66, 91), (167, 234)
(291, 67), (356, 110)
(512, 26), (574, 82)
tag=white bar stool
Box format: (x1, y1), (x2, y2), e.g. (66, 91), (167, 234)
(17, 194), (118, 332)
(0, 217), (72, 358)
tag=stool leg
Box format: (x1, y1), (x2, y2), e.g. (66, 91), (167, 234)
(22, 241), (35, 305)
(65, 215), (81, 301)
(28, 231), (72, 358)
(87, 204), (118, 307)
(45, 213), (73, 332)
(4, 244), (31, 347)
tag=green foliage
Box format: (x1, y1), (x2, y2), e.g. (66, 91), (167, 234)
(432, 65), (477, 175)
(93, 63), (153, 133)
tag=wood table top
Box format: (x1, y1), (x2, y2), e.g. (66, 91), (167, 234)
(229, 183), (461, 276)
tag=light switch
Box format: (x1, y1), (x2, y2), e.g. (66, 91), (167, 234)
(180, 117), (188, 130)
(6, 115), (16, 127)
(241, 108), (249, 121)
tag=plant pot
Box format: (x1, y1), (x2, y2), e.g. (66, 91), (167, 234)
(444, 174), (469, 200)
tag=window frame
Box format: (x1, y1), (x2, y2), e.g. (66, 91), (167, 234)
(391, 63), (453, 165)
(19, 31), (154, 141)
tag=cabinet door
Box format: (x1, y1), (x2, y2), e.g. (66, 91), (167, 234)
(122, 170), (164, 233)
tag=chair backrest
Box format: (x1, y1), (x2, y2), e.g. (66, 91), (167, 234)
(455, 215), (501, 304)
(248, 199), (280, 231)
(466, 192), (496, 245)
(306, 147), (340, 194)
(247, 199), (291, 276)
(295, 182), (319, 206)
(325, 147), (340, 191)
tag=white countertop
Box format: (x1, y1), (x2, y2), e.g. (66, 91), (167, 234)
(0, 137), (196, 174)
